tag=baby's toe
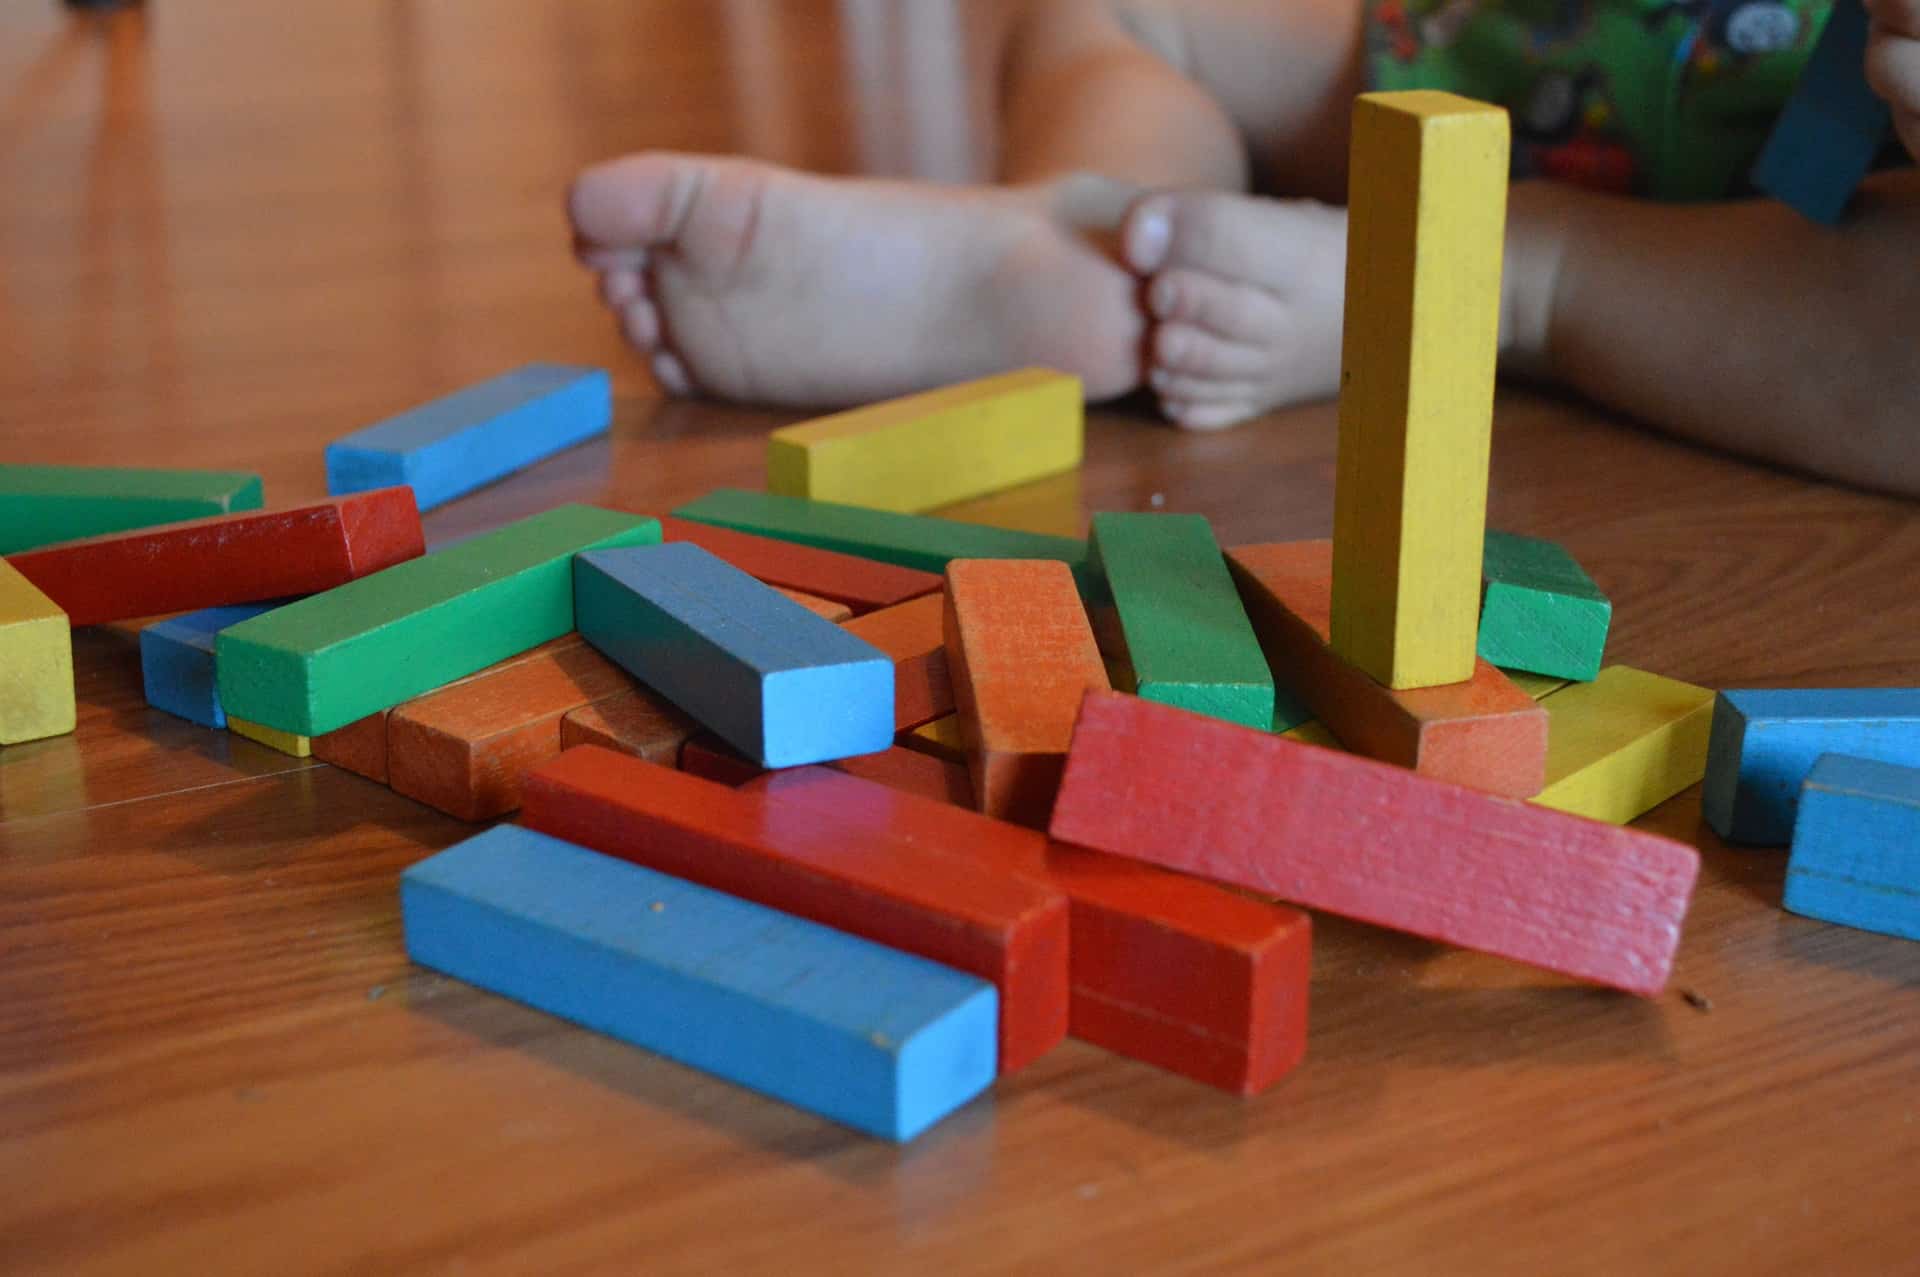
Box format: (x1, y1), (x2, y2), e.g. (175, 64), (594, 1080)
(1124, 190), (1332, 291)
(621, 298), (663, 350)
(1154, 321), (1273, 381)
(650, 349), (695, 397)
(1160, 397), (1263, 432)
(600, 266), (648, 309)
(1148, 269), (1289, 345)
(1148, 368), (1268, 404)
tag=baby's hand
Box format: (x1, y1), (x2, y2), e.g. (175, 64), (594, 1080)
(1865, 0), (1920, 161)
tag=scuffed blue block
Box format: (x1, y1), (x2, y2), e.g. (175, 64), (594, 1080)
(326, 364), (612, 512)
(1784, 754), (1920, 941)
(574, 542), (894, 767)
(402, 825), (999, 1142)
(1750, 0), (1891, 224)
(1702, 688), (1920, 845)
(139, 601), (285, 728)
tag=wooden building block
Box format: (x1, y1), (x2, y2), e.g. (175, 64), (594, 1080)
(521, 746), (1070, 1073)
(0, 465), (263, 555)
(139, 602), (282, 729)
(1328, 92), (1508, 690)
(326, 364), (611, 512)
(1050, 691), (1698, 996)
(673, 489), (1095, 594)
(656, 515), (940, 613)
(831, 746), (974, 807)
(560, 685), (696, 765)
(1478, 530), (1611, 681)
(903, 714), (966, 763)
(767, 368), (1082, 514)
(776, 588), (851, 622)
(1281, 720), (1341, 748)
(1532, 666), (1716, 825)
(402, 824), (998, 1142)
(1089, 513), (1274, 729)
(228, 716), (312, 758)
(7, 488), (423, 627)
(574, 543), (893, 768)
(1784, 754), (1920, 940)
(1227, 541), (1547, 798)
(1703, 688), (1920, 845)
(1750, 0), (1891, 224)
(842, 592), (952, 729)
(747, 768), (1312, 1094)
(0, 560), (75, 745)
(1507, 671), (1571, 700)
(217, 505), (658, 736)
(387, 640), (638, 820)
(944, 559), (1109, 826)
(678, 732), (767, 786)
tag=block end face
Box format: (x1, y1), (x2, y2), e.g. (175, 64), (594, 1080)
(891, 986), (999, 1142)
(765, 436), (809, 500)
(760, 660), (897, 768)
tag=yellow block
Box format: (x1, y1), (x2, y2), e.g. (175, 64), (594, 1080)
(0, 560), (76, 745)
(901, 713), (966, 764)
(1329, 91), (1509, 691)
(1281, 720), (1341, 749)
(229, 715), (313, 758)
(767, 368), (1082, 515)
(1532, 666), (1716, 824)
(1505, 670), (1571, 700)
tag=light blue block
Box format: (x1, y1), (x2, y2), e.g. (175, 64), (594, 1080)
(326, 364), (612, 512)
(574, 542), (894, 768)
(1703, 688), (1920, 845)
(138, 602), (286, 728)
(402, 825), (999, 1141)
(1783, 754), (1920, 941)
(1750, 0), (1891, 225)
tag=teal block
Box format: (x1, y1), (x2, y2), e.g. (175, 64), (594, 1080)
(1477, 530), (1611, 682)
(0, 465), (263, 554)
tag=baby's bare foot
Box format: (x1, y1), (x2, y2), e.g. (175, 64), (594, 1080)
(570, 154), (1144, 407)
(1121, 190), (1348, 429)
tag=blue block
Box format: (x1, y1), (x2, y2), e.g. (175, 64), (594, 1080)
(139, 602), (286, 728)
(1783, 754), (1920, 941)
(574, 542), (894, 767)
(1702, 688), (1920, 845)
(1750, 0), (1891, 224)
(402, 825), (999, 1141)
(325, 364), (612, 512)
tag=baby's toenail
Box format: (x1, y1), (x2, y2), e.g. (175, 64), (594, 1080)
(1127, 201), (1173, 273)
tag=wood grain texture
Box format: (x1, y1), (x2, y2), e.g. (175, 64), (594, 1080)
(656, 515), (942, 613)
(841, 592), (952, 729)
(559, 685), (697, 765)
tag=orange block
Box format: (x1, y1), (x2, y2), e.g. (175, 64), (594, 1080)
(388, 640), (637, 819)
(842, 592), (951, 730)
(832, 745), (974, 807)
(944, 559), (1108, 827)
(774, 587), (851, 622)
(679, 732), (767, 786)
(1226, 540), (1547, 797)
(559, 685), (696, 765)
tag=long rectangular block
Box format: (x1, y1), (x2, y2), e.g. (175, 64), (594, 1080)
(228, 716), (312, 758)
(1227, 541), (1547, 797)
(1090, 513), (1274, 729)
(1050, 691), (1699, 996)
(1785, 754), (1920, 940)
(673, 489), (1095, 594)
(748, 767), (1312, 1094)
(574, 542), (892, 768)
(8, 489), (424, 627)
(832, 745), (974, 807)
(1750, 0), (1891, 224)
(326, 364), (611, 512)
(945, 559), (1109, 826)
(0, 465), (264, 555)
(1703, 688), (1920, 845)
(767, 368), (1082, 514)
(139, 602), (283, 729)
(559, 685), (697, 765)
(776, 588), (851, 621)
(1329, 92), (1508, 690)
(217, 504), (659, 735)
(0, 560), (75, 745)
(522, 746), (1070, 1073)
(403, 824), (997, 1142)
(1478, 530), (1611, 681)
(1533, 666), (1716, 824)
(678, 732), (767, 786)
(842, 592), (951, 730)
(657, 516), (940, 613)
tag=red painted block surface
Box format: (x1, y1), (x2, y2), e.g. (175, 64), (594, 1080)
(1050, 691), (1698, 996)
(747, 767), (1311, 1093)
(774, 587), (852, 622)
(522, 746), (1070, 1073)
(679, 732), (767, 786)
(1227, 540), (1547, 798)
(944, 559), (1108, 827)
(7, 488), (423, 626)
(560, 685), (696, 765)
(842, 592), (951, 729)
(658, 515), (941, 613)
(831, 746), (974, 807)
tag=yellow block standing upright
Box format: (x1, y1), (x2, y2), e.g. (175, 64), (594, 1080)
(767, 368), (1082, 514)
(1532, 666), (1717, 824)
(1329, 91), (1509, 690)
(0, 559), (76, 745)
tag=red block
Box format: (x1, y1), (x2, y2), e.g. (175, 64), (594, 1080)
(831, 746), (973, 807)
(560, 686), (696, 764)
(522, 746), (1070, 1073)
(7, 488), (423, 626)
(658, 515), (941, 613)
(679, 732), (767, 786)
(1050, 691), (1698, 997)
(746, 767), (1311, 1094)
(841, 592), (952, 730)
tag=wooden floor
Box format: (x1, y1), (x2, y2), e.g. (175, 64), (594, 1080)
(3, 2), (1918, 1272)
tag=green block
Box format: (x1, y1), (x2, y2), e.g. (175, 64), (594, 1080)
(1477, 530), (1611, 682)
(216, 505), (660, 735)
(0, 465), (264, 554)
(1089, 512), (1273, 729)
(673, 488), (1094, 594)
(1271, 685), (1314, 734)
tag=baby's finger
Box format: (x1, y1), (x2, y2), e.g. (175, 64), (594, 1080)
(1865, 28), (1920, 115)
